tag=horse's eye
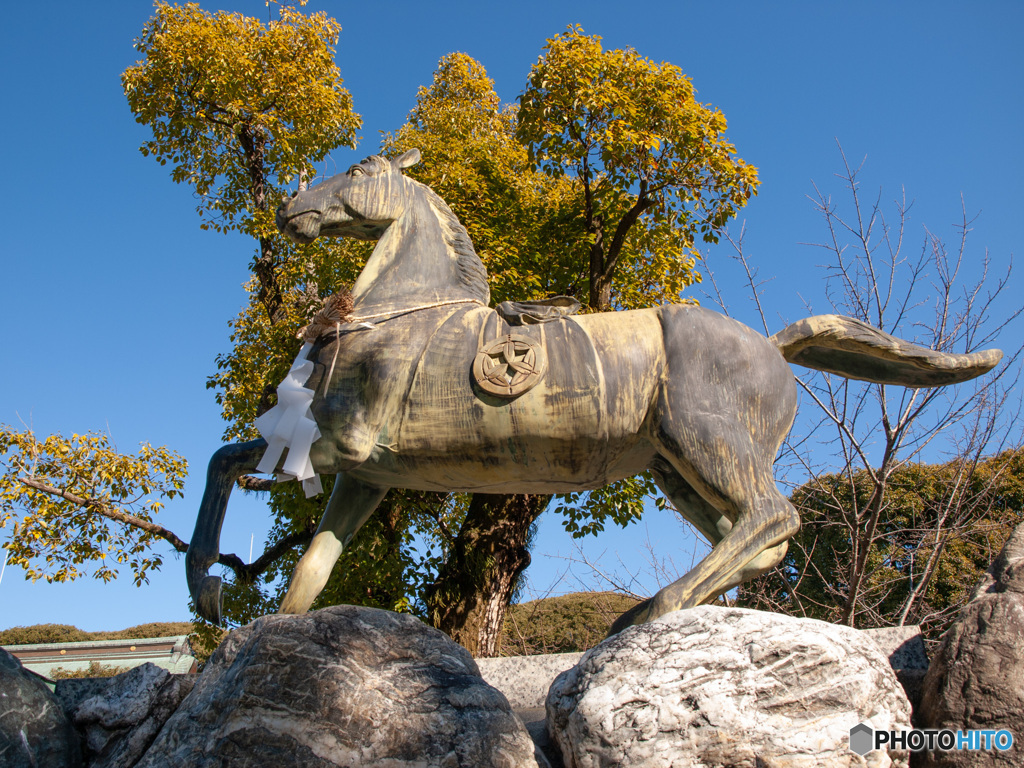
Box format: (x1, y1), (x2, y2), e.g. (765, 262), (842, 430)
(349, 166), (365, 177)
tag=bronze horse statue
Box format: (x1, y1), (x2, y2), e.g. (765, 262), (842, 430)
(186, 148), (1001, 631)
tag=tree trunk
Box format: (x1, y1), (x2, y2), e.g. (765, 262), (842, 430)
(590, 273), (613, 312)
(238, 125), (286, 324)
(426, 492), (548, 657)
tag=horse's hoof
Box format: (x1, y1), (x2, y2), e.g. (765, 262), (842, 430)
(194, 575), (223, 625)
(607, 597), (652, 638)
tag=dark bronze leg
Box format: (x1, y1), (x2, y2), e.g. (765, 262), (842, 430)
(185, 439), (268, 624)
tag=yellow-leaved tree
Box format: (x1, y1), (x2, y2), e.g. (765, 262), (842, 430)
(369, 39), (759, 654)
(2, 18), (759, 658)
(0, 2), (361, 626)
(122, 0), (361, 324)
(517, 25), (759, 311)
(0, 430), (187, 586)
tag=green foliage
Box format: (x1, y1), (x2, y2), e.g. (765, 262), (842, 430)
(0, 623), (91, 645)
(0, 621), (195, 645)
(0, 427), (188, 586)
(501, 591), (641, 655)
(49, 662), (131, 680)
(738, 450), (1024, 643)
(553, 472), (664, 537)
(122, 1), (360, 238)
(108, 621), (195, 640)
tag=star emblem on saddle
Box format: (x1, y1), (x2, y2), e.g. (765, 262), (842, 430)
(473, 334), (547, 397)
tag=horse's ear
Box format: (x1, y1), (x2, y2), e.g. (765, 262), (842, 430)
(393, 148), (422, 171)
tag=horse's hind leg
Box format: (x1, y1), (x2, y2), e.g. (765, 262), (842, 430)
(610, 459), (792, 634)
(654, 458), (792, 591)
(186, 439), (269, 624)
(612, 451), (797, 634)
(652, 456), (733, 545)
(609, 308), (800, 634)
(278, 472), (387, 615)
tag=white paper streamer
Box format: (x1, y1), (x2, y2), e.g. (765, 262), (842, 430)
(254, 342), (324, 497)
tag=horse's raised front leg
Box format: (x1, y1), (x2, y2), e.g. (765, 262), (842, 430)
(278, 472), (388, 615)
(186, 439), (268, 624)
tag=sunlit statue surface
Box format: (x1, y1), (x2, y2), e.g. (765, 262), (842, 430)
(185, 149), (1001, 631)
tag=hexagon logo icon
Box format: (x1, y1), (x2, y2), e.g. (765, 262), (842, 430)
(849, 723), (874, 755)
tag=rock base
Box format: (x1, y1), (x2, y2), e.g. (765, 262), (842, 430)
(19, 605), (941, 767)
(134, 605), (541, 767)
(916, 523), (1024, 767)
(0, 647), (81, 768)
(547, 606), (912, 768)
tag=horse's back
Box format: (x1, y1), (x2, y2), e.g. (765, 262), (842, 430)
(339, 303), (794, 493)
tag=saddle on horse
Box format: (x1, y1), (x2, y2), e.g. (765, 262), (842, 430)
(473, 296), (581, 397)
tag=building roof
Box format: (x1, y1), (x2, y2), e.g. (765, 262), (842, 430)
(2, 635), (197, 678)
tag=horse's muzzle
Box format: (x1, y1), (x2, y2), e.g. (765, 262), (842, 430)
(277, 207), (322, 244)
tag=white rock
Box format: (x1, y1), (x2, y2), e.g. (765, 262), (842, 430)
(546, 606), (911, 768)
(477, 652), (583, 710)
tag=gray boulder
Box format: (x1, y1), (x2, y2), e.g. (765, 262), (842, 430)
(136, 605), (541, 768)
(916, 523), (1024, 767)
(477, 652), (583, 710)
(54, 676), (120, 718)
(64, 663), (195, 768)
(547, 605), (911, 768)
(0, 647), (81, 768)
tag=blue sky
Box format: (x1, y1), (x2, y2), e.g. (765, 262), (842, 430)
(1, 1), (1021, 632)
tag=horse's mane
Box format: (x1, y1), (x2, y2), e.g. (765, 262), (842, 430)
(362, 153), (489, 303)
(413, 179), (490, 303)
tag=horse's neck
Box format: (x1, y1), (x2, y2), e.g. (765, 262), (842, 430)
(350, 194), (485, 319)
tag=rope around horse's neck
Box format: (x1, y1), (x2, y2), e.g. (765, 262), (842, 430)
(348, 297), (487, 323)
(323, 297), (487, 387)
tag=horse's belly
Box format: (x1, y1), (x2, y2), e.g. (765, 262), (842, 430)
(352, 439), (658, 493)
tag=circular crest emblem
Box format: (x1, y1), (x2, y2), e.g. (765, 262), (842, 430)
(473, 334), (546, 397)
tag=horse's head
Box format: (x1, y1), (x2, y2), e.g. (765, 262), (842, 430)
(276, 149), (422, 244)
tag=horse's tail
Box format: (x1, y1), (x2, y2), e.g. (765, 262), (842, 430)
(770, 314), (1002, 387)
